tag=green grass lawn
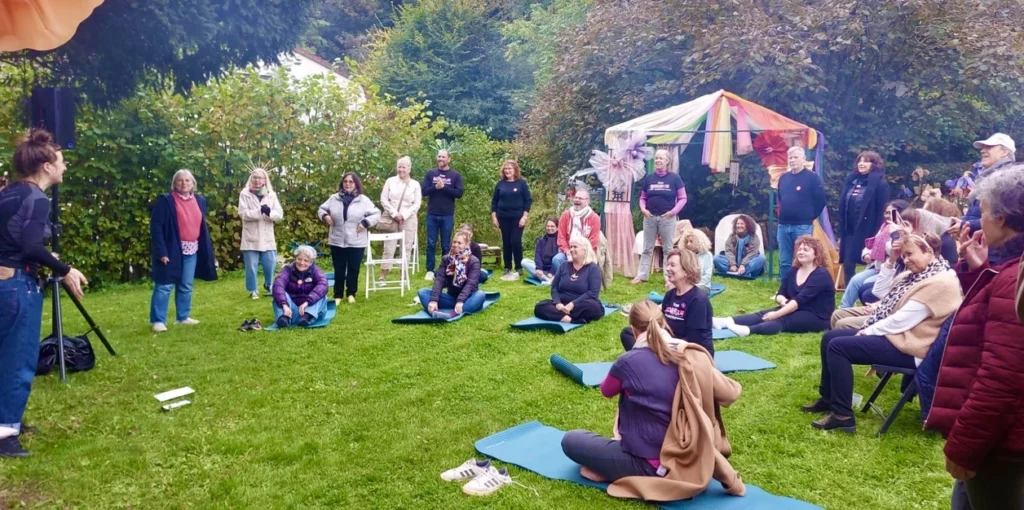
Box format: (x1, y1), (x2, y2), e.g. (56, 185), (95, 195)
(0, 268), (954, 509)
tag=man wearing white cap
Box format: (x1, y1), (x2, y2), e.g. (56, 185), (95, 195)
(956, 133), (1016, 234)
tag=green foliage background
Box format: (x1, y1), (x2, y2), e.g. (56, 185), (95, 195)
(0, 66), (555, 286)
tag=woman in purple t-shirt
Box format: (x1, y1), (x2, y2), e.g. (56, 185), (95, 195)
(561, 301), (745, 496)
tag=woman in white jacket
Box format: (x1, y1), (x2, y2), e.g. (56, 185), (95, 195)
(238, 168), (283, 299)
(378, 156), (422, 280)
(318, 172), (381, 304)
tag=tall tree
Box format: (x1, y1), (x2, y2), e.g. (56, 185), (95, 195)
(2, 0), (318, 106)
(301, 0), (404, 63)
(363, 0), (528, 140)
(522, 0), (1024, 171)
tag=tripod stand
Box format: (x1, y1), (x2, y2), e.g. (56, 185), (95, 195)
(48, 183), (115, 383)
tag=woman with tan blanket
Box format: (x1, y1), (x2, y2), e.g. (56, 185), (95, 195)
(561, 301), (745, 500)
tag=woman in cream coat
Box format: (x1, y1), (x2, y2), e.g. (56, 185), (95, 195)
(238, 167), (283, 299)
(379, 156), (422, 279)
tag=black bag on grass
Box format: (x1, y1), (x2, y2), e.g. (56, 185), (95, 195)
(37, 334), (96, 375)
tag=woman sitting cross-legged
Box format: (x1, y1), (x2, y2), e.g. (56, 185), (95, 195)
(713, 235), (835, 337)
(621, 248), (714, 355)
(561, 301), (745, 498)
(534, 235), (604, 324)
(417, 230), (486, 318)
(804, 232), (962, 433)
(713, 214), (766, 278)
(521, 217), (559, 285)
(271, 245), (330, 329)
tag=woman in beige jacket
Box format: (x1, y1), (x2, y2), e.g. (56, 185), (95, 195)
(238, 168), (283, 299)
(378, 156), (422, 279)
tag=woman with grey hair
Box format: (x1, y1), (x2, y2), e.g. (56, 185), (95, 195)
(149, 169), (217, 333)
(631, 149), (687, 285)
(925, 165), (1024, 510)
(270, 245), (329, 329)
(378, 156), (422, 280)
(238, 167), (283, 299)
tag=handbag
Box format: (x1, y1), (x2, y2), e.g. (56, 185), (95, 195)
(37, 334), (96, 375)
(377, 179), (411, 233)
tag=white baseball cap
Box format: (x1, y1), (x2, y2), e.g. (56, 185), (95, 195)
(973, 133), (1015, 153)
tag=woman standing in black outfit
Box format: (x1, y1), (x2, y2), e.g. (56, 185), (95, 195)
(490, 160), (532, 281)
(837, 151), (890, 286)
(0, 130), (89, 457)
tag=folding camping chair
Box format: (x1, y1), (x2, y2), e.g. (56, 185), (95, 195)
(860, 365), (917, 437)
(365, 232), (409, 298)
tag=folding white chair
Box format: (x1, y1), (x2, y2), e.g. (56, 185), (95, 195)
(365, 232), (408, 298)
(409, 235), (420, 276)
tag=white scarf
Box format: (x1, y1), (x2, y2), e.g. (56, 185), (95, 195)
(570, 206), (594, 238)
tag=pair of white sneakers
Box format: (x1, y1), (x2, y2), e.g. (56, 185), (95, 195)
(440, 458), (533, 497)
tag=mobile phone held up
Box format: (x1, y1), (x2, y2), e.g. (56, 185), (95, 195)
(890, 209), (900, 225)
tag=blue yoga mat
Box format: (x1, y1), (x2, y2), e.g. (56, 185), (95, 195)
(391, 291), (501, 324)
(475, 421), (821, 510)
(524, 276), (544, 286)
(713, 329), (737, 340)
(714, 271), (758, 281)
(264, 300), (338, 331)
(550, 350), (774, 387)
(510, 304), (620, 334)
(648, 283), (725, 305)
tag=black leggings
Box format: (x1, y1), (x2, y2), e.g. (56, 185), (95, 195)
(733, 308), (829, 335)
(497, 216), (524, 271)
(330, 246), (364, 298)
(535, 299), (604, 324)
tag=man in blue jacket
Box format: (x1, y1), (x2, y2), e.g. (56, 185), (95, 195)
(776, 146), (827, 277)
(953, 133), (1015, 235)
(421, 150), (464, 281)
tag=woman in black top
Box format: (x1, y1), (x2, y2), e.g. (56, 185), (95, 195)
(838, 151), (889, 286)
(490, 160), (532, 281)
(713, 235), (835, 336)
(621, 248), (714, 354)
(0, 130), (89, 457)
(535, 235), (604, 323)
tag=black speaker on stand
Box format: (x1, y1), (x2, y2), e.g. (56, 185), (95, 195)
(28, 87), (115, 383)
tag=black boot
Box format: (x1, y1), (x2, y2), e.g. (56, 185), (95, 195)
(0, 436), (30, 458)
(276, 315), (290, 329)
(800, 399), (830, 414)
(811, 414), (856, 434)
(297, 313), (314, 328)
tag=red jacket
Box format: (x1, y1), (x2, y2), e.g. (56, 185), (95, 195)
(926, 256), (1024, 471)
(557, 209), (601, 254)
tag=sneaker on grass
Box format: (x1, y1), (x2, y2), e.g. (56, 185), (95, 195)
(425, 271), (435, 281)
(176, 318), (199, 325)
(440, 458), (491, 481)
(462, 466), (514, 496)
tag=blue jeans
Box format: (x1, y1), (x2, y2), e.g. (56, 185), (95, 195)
(417, 288), (486, 315)
(777, 224), (814, 277)
(713, 253), (766, 277)
(243, 250), (277, 292)
(840, 266), (878, 308)
(273, 294), (328, 326)
(150, 253), (197, 324)
(0, 271), (44, 433)
(425, 214), (454, 273)
(551, 252), (567, 276)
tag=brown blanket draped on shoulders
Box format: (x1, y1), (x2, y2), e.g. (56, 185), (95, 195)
(608, 343), (742, 502)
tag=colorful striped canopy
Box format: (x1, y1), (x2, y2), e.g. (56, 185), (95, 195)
(604, 90), (818, 173)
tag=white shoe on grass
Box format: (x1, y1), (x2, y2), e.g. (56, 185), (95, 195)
(425, 271), (435, 281)
(462, 466), (514, 496)
(250, 291), (260, 300)
(151, 322), (167, 333)
(347, 295), (356, 304)
(441, 458), (491, 482)
(176, 318), (199, 325)
(712, 316), (734, 330)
